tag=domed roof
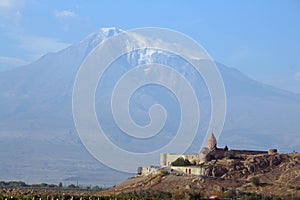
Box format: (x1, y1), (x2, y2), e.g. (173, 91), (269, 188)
(207, 133), (217, 151)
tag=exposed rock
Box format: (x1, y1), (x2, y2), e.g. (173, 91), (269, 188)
(98, 153), (300, 198)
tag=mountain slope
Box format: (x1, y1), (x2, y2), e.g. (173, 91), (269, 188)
(0, 27), (299, 185)
(99, 153), (300, 198)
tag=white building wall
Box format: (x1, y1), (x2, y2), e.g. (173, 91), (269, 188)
(139, 166), (159, 175)
(160, 154), (200, 166)
(160, 154), (183, 166)
(171, 166), (204, 175)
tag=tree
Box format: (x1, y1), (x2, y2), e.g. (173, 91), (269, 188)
(250, 176), (260, 187)
(92, 185), (102, 192)
(67, 184), (76, 189)
(224, 145), (229, 151)
(171, 157), (191, 166)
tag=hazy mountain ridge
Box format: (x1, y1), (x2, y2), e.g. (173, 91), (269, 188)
(0, 28), (299, 184)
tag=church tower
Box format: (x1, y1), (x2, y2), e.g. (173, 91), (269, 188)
(207, 133), (217, 151)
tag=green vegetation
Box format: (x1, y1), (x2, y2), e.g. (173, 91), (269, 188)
(250, 176), (260, 187)
(171, 157), (192, 166)
(206, 151), (224, 160)
(0, 181), (297, 200)
(224, 150), (237, 159)
(0, 194), (112, 200)
(0, 189), (294, 200)
(0, 181), (104, 192)
(112, 189), (291, 200)
(207, 150), (244, 160)
(289, 185), (300, 190)
(159, 170), (169, 176)
(0, 181), (27, 188)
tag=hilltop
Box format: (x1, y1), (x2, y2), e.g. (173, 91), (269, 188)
(99, 152), (300, 198)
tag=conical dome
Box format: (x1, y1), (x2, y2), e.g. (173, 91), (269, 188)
(207, 133), (217, 151)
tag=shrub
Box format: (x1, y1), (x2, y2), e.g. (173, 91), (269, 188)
(250, 176), (260, 187)
(224, 151), (237, 159)
(223, 190), (236, 198)
(172, 157), (191, 166)
(159, 170), (169, 176)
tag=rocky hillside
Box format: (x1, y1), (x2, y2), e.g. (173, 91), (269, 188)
(99, 153), (300, 198)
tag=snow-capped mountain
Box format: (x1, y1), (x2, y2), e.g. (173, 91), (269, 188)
(0, 27), (299, 185)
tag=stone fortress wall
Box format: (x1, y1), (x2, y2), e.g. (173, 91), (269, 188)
(139, 133), (277, 176)
(160, 153), (200, 166)
(159, 133), (277, 167)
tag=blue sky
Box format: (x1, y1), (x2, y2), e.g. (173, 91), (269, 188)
(0, 0), (300, 93)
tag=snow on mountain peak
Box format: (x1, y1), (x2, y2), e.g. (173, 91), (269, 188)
(79, 27), (123, 56)
(87, 27), (122, 43)
(79, 27), (205, 65)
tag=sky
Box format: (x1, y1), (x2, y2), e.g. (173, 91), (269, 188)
(0, 0), (300, 93)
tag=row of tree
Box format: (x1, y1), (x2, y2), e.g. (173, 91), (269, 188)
(0, 181), (104, 192)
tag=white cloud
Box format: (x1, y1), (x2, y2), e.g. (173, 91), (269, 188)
(295, 72), (300, 81)
(1, 30), (70, 67)
(16, 35), (71, 59)
(0, 0), (12, 9)
(0, 56), (28, 66)
(0, 56), (28, 71)
(54, 10), (77, 20)
(0, 0), (25, 20)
